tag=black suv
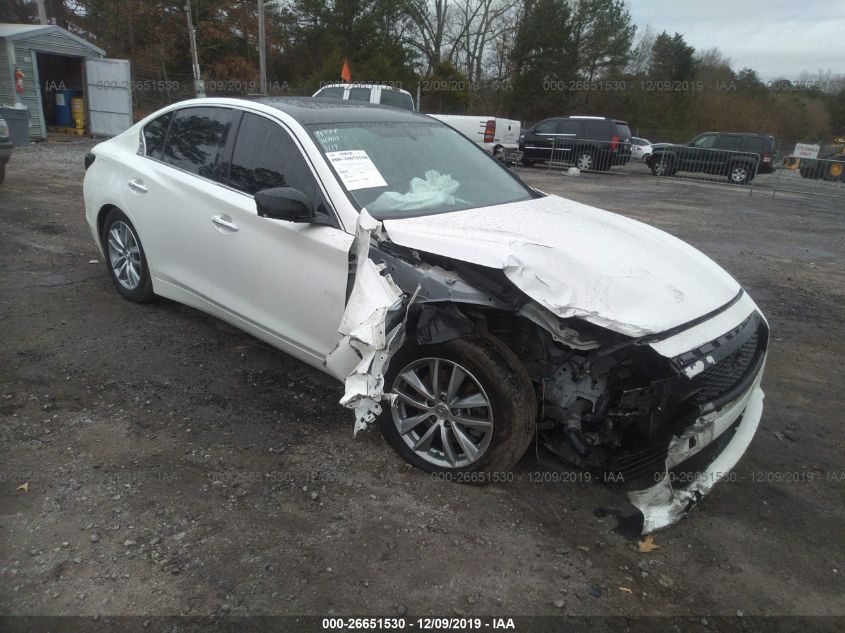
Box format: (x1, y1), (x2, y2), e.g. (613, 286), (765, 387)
(519, 116), (632, 171)
(646, 132), (775, 185)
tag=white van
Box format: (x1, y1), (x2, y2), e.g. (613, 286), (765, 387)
(428, 114), (521, 163)
(313, 83), (416, 111)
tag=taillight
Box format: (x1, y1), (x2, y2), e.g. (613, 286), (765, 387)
(484, 119), (496, 143)
(762, 153), (772, 163)
(610, 135), (620, 151)
(84, 152), (96, 170)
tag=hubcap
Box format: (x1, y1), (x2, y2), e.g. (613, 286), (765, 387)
(107, 221), (142, 290)
(577, 154), (593, 170)
(731, 167), (747, 183)
(391, 358), (494, 469)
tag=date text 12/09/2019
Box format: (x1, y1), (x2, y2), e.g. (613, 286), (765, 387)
(321, 617), (517, 630)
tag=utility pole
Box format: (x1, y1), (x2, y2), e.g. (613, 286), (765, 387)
(36, 0), (48, 24)
(184, 2), (206, 97)
(257, 0), (267, 95)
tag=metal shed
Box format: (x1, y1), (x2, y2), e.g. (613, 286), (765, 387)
(0, 23), (133, 140)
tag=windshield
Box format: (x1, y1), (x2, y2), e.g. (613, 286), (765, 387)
(307, 121), (535, 219)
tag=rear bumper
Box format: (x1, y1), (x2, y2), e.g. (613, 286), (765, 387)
(627, 364), (765, 533)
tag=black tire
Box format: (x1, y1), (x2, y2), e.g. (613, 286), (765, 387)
(0, 164), (5, 186)
(823, 162), (844, 182)
(575, 150), (595, 171)
(520, 158), (535, 167)
(378, 335), (536, 478)
(727, 162), (752, 185)
(650, 156), (675, 177)
(101, 208), (155, 303)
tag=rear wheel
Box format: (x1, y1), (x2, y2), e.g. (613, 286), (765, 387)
(102, 208), (154, 303)
(728, 162), (752, 185)
(378, 335), (536, 477)
(520, 158), (535, 167)
(575, 151), (595, 171)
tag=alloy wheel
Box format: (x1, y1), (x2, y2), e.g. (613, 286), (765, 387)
(107, 221), (143, 290)
(577, 153), (593, 170)
(731, 166), (748, 184)
(390, 357), (494, 469)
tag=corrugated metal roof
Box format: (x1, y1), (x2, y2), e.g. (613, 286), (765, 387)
(0, 22), (105, 56)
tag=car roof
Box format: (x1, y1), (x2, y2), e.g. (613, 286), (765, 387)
(248, 96), (428, 125)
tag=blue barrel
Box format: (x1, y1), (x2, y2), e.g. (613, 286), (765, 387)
(54, 89), (75, 126)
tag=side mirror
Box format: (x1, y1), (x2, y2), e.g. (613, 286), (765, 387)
(255, 187), (314, 222)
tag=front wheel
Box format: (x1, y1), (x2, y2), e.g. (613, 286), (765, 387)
(378, 335), (536, 476)
(102, 208), (155, 302)
(650, 156), (674, 177)
(520, 158), (535, 167)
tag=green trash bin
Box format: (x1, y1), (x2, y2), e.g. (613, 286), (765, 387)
(0, 106), (30, 147)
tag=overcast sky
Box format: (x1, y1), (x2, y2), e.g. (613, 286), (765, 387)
(625, 0), (845, 80)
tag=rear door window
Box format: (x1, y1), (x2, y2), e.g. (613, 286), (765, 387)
(226, 113), (331, 217)
(717, 134), (743, 150)
(143, 111), (172, 160)
(558, 120), (582, 135)
(348, 87), (372, 102)
(161, 107), (234, 179)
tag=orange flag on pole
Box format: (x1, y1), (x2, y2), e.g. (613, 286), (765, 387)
(341, 59), (352, 82)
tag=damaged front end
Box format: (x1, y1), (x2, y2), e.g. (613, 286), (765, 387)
(332, 210), (768, 534)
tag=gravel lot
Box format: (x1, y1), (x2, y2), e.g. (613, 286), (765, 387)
(0, 141), (843, 627)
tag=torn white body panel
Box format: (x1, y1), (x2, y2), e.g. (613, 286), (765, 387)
(628, 366), (765, 534)
(381, 195), (741, 337)
(330, 209), (405, 434)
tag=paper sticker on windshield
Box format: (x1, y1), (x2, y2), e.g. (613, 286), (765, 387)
(326, 150), (387, 191)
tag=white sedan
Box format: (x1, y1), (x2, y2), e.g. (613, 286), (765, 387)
(83, 97), (768, 533)
(631, 137), (654, 162)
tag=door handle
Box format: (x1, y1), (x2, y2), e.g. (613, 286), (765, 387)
(211, 215), (239, 232)
(127, 178), (148, 193)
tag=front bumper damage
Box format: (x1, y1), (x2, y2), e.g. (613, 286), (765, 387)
(628, 369), (765, 533)
(333, 208), (767, 534)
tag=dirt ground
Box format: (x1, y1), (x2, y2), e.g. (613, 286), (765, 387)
(0, 141), (843, 627)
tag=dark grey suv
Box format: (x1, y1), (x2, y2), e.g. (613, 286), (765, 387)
(647, 132), (776, 185)
(518, 116), (632, 171)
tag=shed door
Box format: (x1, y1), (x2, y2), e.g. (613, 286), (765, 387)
(85, 58), (133, 136)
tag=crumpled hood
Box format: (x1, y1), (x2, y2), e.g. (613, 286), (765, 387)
(381, 195), (741, 337)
